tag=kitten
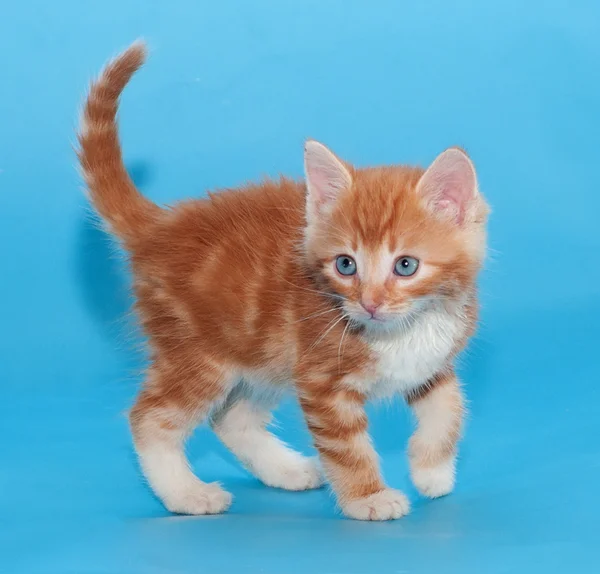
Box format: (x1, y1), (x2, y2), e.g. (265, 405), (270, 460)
(78, 42), (489, 521)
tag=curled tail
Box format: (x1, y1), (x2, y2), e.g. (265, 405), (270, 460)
(78, 41), (163, 243)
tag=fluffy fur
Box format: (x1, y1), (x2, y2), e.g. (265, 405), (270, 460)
(78, 43), (489, 521)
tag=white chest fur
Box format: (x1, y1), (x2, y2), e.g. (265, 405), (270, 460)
(364, 304), (467, 399)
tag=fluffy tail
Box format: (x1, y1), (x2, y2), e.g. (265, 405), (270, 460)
(78, 41), (163, 243)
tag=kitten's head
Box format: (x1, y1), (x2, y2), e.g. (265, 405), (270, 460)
(302, 140), (489, 332)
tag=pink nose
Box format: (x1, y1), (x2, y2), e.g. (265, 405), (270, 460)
(360, 301), (381, 316)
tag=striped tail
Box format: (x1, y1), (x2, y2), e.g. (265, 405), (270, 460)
(78, 41), (163, 243)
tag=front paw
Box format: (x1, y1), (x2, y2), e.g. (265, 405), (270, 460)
(341, 488), (410, 521)
(411, 457), (456, 498)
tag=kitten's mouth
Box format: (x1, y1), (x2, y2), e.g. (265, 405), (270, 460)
(351, 311), (389, 325)
(345, 301), (422, 328)
(349, 305), (420, 330)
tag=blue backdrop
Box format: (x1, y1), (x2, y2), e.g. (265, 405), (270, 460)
(2, 1), (599, 572)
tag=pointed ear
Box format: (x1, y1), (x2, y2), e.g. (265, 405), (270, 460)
(304, 140), (352, 217)
(416, 148), (478, 225)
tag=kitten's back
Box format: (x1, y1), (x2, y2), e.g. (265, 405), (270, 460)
(128, 178), (315, 370)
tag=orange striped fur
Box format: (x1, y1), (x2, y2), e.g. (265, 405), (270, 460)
(77, 43), (489, 520)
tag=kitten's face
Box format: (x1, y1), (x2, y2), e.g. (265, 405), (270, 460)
(303, 142), (488, 333)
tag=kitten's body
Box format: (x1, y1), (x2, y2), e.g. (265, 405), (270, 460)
(78, 44), (488, 520)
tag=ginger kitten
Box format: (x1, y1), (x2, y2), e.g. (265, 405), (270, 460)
(78, 43), (489, 521)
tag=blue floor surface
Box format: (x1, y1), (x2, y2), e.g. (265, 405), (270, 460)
(2, 1), (600, 572)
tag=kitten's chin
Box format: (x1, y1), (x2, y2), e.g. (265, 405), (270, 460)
(345, 299), (430, 335)
(351, 309), (420, 335)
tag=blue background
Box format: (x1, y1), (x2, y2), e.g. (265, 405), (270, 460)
(1, 1), (600, 572)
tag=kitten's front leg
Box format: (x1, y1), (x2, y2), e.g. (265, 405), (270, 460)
(406, 371), (464, 498)
(299, 381), (409, 521)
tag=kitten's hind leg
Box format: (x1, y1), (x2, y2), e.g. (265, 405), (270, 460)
(212, 392), (324, 491)
(129, 361), (236, 515)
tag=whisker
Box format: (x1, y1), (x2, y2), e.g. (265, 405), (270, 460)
(280, 277), (347, 301)
(337, 319), (352, 374)
(293, 307), (341, 323)
(305, 314), (347, 355)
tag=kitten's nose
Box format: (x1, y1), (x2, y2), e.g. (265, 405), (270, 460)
(360, 300), (381, 317)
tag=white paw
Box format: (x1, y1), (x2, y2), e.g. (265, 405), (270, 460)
(258, 455), (325, 491)
(411, 458), (456, 498)
(342, 488), (410, 521)
(163, 482), (233, 515)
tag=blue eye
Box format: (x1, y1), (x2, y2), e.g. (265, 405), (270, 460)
(335, 255), (357, 276)
(394, 256), (419, 277)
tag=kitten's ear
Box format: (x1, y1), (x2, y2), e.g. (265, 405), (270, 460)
(304, 140), (352, 217)
(417, 147), (478, 225)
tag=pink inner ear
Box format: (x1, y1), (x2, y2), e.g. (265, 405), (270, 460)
(304, 140), (352, 210)
(418, 149), (476, 224)
(310, 167), (340, 204)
